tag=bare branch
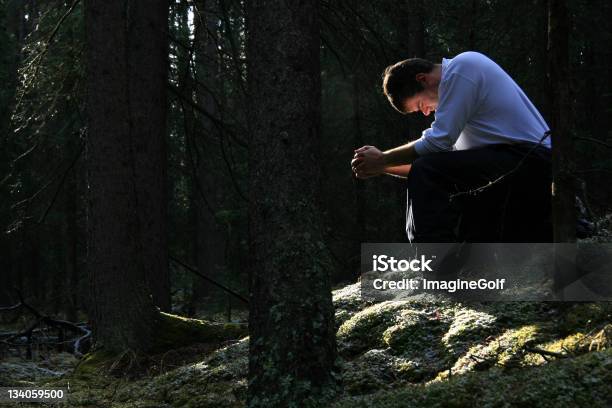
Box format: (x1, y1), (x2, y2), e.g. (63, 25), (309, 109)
(574, 136), (612, 149)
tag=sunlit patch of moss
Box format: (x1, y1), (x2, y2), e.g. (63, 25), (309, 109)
(382, 310), (449, 351)
(524, 323), (612, 366)
(337, 301), (409, 355)
(335, 309), (352, 327)
(546, 332), (586, 353)
(495, 324), (541, 366)
(435, 324), (547, 381)
(441, 308), (497, 356)
(333, 283), (370, 315)
(382, 309), (453, 378)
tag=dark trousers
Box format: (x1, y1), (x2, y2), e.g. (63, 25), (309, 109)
(406, 143), (552, 243)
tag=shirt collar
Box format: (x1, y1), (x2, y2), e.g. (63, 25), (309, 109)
(441, 57), (450, 81)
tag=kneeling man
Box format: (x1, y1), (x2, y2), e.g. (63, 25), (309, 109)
(351, 52), (551, 242)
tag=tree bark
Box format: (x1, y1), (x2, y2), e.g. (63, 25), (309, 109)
(193, 0), (227, 307)
(63, 166), (79, 321)
(547, 0), (575, 243)
(547, 0), (575, 298)
(85, 0), (169, 352)
(128, 0), (171, 312)
(246, 1), (339, 406)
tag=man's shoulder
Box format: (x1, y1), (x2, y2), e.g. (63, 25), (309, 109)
(448, 51), (494, 70)
(444, 51), (499, 83)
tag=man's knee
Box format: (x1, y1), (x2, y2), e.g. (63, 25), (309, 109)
(408, 153), (449, 186)
(410, 152), (451, 174)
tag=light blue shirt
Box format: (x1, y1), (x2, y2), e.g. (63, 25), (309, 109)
(413, 52), (551, 155)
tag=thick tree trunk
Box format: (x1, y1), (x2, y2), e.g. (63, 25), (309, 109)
(128, 0), (171, 312)
(85, 0), (168, 352)
(246, 1), (339, 406)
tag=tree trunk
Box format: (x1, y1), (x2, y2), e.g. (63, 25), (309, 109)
(605, 0), (612, 137)
(397, 0), (427, 139)
(246, 1), (339, 406)
(128, 0), (171, 312)
(351, 74), (366, 281)
(547, 0), (575, 298)
(547, 0), (575, 243)
(193, 0), (227, 308)
(63, 167), (79, 321)
(85, 0), (169, 352)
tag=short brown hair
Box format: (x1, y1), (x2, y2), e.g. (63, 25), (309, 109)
(382, 58), (434, 113)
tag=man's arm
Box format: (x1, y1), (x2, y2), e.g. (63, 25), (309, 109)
(351, 141), (419, 179)
(382, 140), (419, 167)
(384, 164), (412, 178)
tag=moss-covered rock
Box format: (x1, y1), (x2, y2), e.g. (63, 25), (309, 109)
(441, 308), (497, 355)
(337, 301), (410, 355)
(436, 322), (559, 382)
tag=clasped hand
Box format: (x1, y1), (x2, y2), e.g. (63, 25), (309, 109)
(351, 145), (386, 179)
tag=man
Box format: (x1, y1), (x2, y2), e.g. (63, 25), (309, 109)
(351, 51), (552, 242)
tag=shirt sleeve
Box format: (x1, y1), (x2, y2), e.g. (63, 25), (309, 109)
(413, 73), (481, 155)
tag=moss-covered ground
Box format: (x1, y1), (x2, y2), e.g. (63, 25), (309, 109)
(1, 290), (611, 407)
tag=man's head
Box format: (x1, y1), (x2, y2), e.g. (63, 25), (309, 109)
(382, 58), (441, 116)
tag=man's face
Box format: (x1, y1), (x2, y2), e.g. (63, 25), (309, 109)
(402, 89), (438, 116)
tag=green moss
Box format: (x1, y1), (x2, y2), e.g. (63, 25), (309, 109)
(337, 301), (409, 355)
(442, 309), (497, 355)
(333, 283), (372, 317)
(72, 349), (117, 379)
(382, 310), (448, 352)
(153, 312), (247, 353)
(381, 309), (453, 377)
(436, 323), (548, 381)
(332, 349), (612, 408)
(10, 283), (612, 408)
(72, 312), (247, 380)
(530, 323), (611, 362)
(560, 303), (612, 334)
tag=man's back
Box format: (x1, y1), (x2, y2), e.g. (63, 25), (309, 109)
(414, 51), (551, 154)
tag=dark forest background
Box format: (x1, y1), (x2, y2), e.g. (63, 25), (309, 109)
(1, 0), (611, 322)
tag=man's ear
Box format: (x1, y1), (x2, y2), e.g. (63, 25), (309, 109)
(415, 72), (428, 86)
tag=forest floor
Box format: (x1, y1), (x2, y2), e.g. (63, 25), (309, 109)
(1, 293), (611, 408)
(2, 218), (612, 407)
